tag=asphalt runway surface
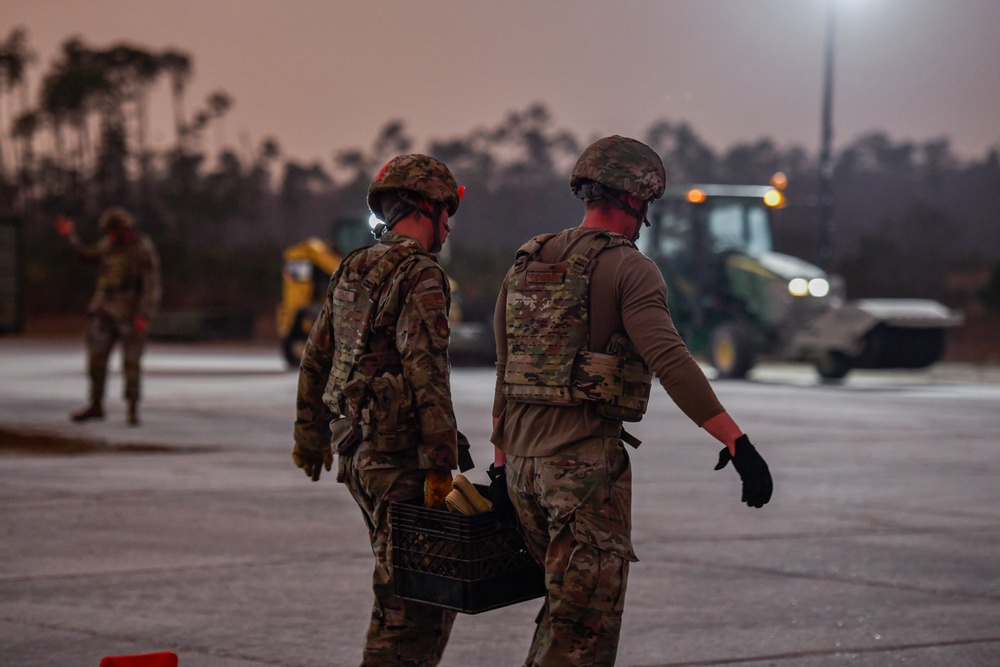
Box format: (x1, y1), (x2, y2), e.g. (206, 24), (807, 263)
(2, 339), (999, 666)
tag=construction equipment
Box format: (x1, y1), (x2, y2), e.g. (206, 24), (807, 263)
(277, 217), (374, 367)
(277, 217), (494, 368)
(638, 182), (962, 379)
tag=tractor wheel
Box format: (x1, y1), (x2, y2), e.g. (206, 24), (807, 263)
(282, 311), (315, 369)
(282, 333), (307, 369)
(815, 351), (851, 381)
(709, 323), (756, 379)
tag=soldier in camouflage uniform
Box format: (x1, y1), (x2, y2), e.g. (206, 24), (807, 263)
(293, 155), (468, 667)
(56, 208), (161, 426)
(490, 136), (773, 665)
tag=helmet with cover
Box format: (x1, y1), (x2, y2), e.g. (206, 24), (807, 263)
(367, 154), (461, 222)
(570, 135), (666, 202)
(98, 207), (135, 233)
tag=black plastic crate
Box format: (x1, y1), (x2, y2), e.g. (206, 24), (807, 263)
(390, 485), (546, 614)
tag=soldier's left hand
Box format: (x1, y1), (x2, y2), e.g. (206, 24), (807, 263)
(292, 443), (333, 482)
(714, 435), (772, 508)
(487, 464), (515, 518)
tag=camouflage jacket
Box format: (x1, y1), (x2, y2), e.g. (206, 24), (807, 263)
(68, 232), (161, 322)
(294, 232), (458, 470)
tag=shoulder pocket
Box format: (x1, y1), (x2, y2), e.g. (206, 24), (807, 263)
(411, 274), (451, 352)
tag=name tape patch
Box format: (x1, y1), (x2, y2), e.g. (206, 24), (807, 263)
(334, 288), (356, 303)
(527, 271), (565, 283)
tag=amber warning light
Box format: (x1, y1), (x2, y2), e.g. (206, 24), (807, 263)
(686, 188), (707, 204)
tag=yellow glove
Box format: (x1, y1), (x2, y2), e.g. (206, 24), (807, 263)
(423, 469), (454, 509)
(292, 443), (333, 482)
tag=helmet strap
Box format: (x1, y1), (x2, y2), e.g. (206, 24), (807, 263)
(376, 191), (445, 252)
(375, 191), (421, 239)
(428, 201), (446, 254)
(576, 182), (648, 241)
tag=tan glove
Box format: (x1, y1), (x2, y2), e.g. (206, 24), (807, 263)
(423, 469), (454, 509)
(292, 443), (333, 482)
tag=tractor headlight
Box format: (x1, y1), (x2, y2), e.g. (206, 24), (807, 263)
(788, 278), (809, 297)
(808, 278), (830, 297)
(788, 277), (830, 298)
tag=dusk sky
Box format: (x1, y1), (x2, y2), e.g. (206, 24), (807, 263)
(8, 0), (1000, 166)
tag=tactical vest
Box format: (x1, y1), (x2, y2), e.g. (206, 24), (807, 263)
(325, 238), (444, 450)
(502, 231), (653, 422)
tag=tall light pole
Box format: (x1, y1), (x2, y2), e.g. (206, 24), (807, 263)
(818, 0), (836, 270)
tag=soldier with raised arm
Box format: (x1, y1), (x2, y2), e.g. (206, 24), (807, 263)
(56, 207), (161, 426)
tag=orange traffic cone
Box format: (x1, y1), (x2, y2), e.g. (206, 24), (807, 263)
(100, 652), (178, 667)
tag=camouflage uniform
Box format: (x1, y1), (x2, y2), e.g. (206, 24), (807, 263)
(66, 221), (161, 408)
(294, 229), (459, 666)
(493, 136), (726, 666)
(507, 435), (635, 665)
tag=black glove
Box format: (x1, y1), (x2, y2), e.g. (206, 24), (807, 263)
(487, 463), (515, 518)
(292, 444), (333, 482)
(714, 435), (772, 508)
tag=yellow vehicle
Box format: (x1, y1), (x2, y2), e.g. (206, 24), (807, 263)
(277, 218), (374, 366)
(277, 217), (490, 367)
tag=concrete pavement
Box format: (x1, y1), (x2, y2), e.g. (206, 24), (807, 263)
(2, 338), (999, 666)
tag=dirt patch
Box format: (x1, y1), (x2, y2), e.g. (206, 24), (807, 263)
(0, 427), (177, 456)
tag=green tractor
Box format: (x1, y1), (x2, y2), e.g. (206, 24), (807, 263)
(637, 183), (963, 379)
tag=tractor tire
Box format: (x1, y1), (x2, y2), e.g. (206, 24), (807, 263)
(282, 333), (308, 369)
(815, 351), (851, 381)
(709, 323), (756, 379)
(282, 310), (316, 369)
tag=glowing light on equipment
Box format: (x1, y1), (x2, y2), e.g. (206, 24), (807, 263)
(808, 278), (830, 297)
(686, 188), (706, 204)
(788, 278), (809, 297)
(763, 189), (784, 207)
(770, 172), (788, 190)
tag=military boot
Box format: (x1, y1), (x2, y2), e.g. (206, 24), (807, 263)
(71, 403), (105, 422)
(127, 400), (140, 426)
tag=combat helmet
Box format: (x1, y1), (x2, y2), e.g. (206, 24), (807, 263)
(98, 207), (135, 233)
(570, 135), (666, 202)
(367, 154), (461, 222)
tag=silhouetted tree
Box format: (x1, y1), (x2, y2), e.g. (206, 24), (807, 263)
(0, 28), (36, 180)
(159, 49), (192, 152)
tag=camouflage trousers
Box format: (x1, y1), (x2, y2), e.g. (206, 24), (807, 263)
(507, 435), (637, 667)
(85, 313), (146, 404)
(340, 443), (456, 667)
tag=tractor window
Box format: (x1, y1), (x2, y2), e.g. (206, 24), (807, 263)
(706, 201), (772, 255)
(638, 201), (691, 263)
(657, 207), (691, 261)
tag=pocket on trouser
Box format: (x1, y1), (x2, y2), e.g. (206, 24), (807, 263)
(562, 511), (637, 614)
(336, 452), (353, 483)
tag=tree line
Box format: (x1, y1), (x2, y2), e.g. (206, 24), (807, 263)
(2, 29), (998, 324)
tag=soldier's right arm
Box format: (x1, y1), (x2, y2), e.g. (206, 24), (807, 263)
(293, 296), (336, 450)
(617, 253), (724, 426)
(59, 225), (104, 262)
